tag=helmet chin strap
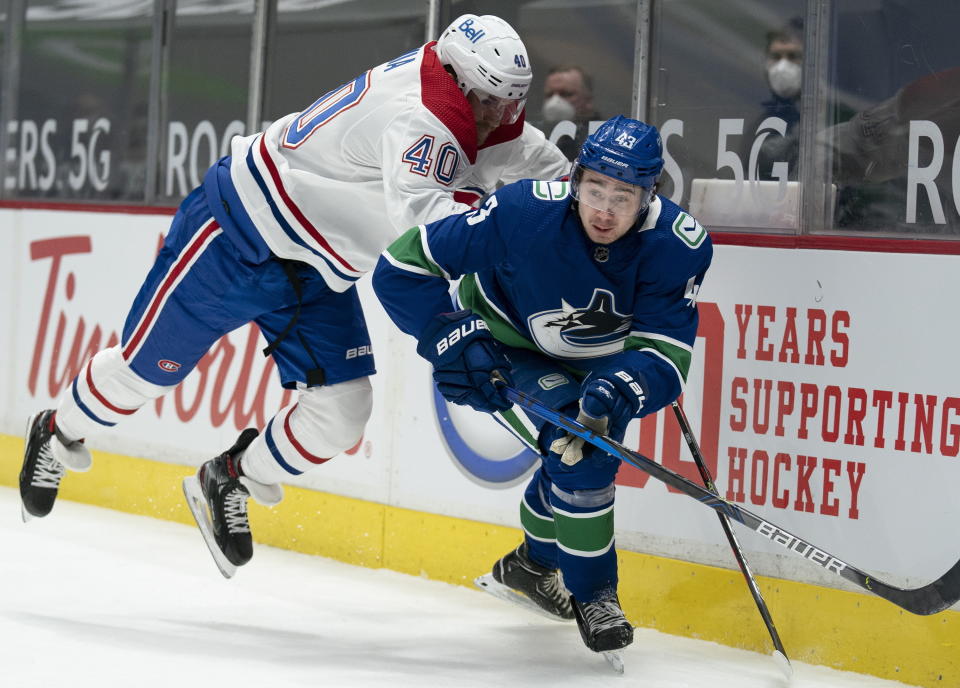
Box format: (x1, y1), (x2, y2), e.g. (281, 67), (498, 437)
(631, 190), (659, 232)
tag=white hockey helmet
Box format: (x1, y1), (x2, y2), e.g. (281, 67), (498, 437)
(435, 14), (531, 124)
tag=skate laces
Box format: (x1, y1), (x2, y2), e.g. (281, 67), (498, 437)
(540, 571), (573, 614)
(582, 597), (627, 633)
(222, 487), (251, 535)
(30, 439), (65, 489)
(513, 547), (572, 614)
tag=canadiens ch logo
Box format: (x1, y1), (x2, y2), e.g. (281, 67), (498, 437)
(528, 289), (630, 358)
(158, 359), (182, 372)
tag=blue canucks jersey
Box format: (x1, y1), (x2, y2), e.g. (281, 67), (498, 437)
(372, 178), (712, 416)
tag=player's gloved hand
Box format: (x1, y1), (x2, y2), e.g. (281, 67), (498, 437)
(549, 370), (646, 466)
(417, 310), (513, 414)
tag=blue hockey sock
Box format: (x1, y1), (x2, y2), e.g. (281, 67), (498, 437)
(549, 483), (617, 600)
(519, 469), (558, 569)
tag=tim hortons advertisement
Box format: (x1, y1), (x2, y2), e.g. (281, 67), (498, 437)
(5, 209), (960, 592)
(6, 210), (396, 505)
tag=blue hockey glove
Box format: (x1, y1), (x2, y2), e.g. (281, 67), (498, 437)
(549, 370), (647, 466)
(417, 310), (513, 414)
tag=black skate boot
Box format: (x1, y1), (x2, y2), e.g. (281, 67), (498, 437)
(572, 589), (634, 658)
(474, 543), (574, 620)
(182, 428), (282, 579)
(20, 411), (65, 521)
(19, 410), (91, 522)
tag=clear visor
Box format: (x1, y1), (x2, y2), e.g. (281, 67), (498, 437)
(470, 89), (526, 125)
(573, 173), (652, 217)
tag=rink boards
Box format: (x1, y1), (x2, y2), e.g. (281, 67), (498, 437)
(1, 205), (958, 687)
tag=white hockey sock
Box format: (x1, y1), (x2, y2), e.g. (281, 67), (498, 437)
(56, 346), (173, 441)
(239, 431), (283, 484)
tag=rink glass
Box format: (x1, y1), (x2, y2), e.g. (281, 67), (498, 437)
(0, 0), (957, 239)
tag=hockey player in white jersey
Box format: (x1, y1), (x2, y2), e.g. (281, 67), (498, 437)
(17, 14), (569, 579)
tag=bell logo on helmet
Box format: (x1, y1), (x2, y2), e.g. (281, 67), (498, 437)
(436, 14), (532, 107)
(458, 18), (486, 43)
(614, 132), (638, 149)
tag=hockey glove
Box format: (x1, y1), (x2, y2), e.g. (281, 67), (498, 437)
(417, 310), (513, 414)
(549, 370), (647, 466)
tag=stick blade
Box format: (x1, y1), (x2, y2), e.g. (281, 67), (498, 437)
(772, 650), (793, 680)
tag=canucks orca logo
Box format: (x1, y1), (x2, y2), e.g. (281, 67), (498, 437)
(528, 289), (630, 358)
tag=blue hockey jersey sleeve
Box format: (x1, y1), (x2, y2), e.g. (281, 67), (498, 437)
(589, 216), (713, 417)
(372, 181), (534, 338)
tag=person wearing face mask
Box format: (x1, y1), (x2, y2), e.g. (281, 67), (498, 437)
(542, 65), (602, 160)
(743, 20), (804, 181)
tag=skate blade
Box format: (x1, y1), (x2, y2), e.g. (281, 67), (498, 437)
(772, 649), (793, 679)
(20, 414), (39, 524)
(602, 650), (624, 674)
(182, 475), (237, 579)
(473, 573), (571, 622)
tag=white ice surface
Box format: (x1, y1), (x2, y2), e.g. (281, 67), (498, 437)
(0, 486), (916, 688)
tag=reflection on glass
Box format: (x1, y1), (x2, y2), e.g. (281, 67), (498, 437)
(0, 10), (5, 124)
(824, 1), (960, 236)
(9, 0), (151, 201)
(649, 0), (805, 231)
(161, 0), (254, 203)
(266, 1), (426, 124)
(452, 0), (636, 162)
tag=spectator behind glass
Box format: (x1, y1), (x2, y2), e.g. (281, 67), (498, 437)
(542, 65), (602, 160)
(823, 66), (960, 232)
(743, 19), (804, 181)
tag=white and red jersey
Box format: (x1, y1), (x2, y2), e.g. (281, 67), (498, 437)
(205, 42), (568, 292)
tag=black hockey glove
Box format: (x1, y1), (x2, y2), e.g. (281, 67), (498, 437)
(548, 370), (646, 466)
(417, 310), (513, 414)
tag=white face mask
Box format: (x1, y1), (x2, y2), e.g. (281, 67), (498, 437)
(767, 58), (802, 99)
(542, 93), (576, 122)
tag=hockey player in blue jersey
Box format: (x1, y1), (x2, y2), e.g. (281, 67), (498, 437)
(16, 14), (568, 578)
(372, 116), (712, 658)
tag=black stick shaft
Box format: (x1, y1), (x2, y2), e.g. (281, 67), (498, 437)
(501, 384), (960, 615)
(671, 401), (790, 663)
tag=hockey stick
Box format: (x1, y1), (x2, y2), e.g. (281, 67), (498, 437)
(500, 384), (960, 616)
(671, 401), (791, 676)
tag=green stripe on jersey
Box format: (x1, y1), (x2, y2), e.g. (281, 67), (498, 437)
(624, 335), (692, 381)
(554, 507), (614, 554)
(385, 226), (445, 277)
(457, 274), (539, 352)
(520, 499), (556, 541)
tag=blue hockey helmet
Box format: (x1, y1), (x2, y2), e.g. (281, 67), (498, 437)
(571, 116), (663, 215)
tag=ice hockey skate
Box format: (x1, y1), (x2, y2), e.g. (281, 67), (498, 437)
(182, 428), (282, 579)
(572, 590), (633, 673)
(19, 410), (92, 523)
(474, 543), (574, 621)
